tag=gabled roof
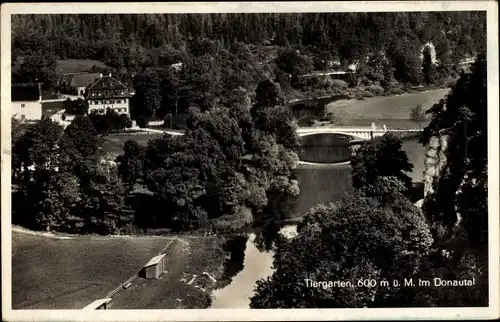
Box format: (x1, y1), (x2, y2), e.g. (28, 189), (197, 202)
(12, 83), (40, 102)
(87, 76), (127, 91)
(144, 253), (166, 267)
(59, 73), (101, 88)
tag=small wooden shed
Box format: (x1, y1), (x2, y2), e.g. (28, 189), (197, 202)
(82, 298), (112, 310)
(141, 253), (166, 279)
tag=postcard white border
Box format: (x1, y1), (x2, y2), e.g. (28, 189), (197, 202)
(1, 1), (499, 321)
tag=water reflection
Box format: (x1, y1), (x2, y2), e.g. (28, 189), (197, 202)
(210, 226), (298, 308)
(299, 133), (352, 164)
(210, 233), (275, 308)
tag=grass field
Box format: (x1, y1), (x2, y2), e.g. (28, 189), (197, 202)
(108, 237), (225, 309)
(11, 228), (225, 309)
(56, 59), (110, 76)
(102, 133), (163, 160)
(326, 89), (449, 129)
(12, 230), (174, 309)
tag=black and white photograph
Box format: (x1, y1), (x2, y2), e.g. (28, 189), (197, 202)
(1, 1), (499, 321)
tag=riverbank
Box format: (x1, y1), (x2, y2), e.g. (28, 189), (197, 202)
(325, 88), (449, 129)
(288, 88), (449, 128)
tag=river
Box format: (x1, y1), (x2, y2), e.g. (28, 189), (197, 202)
(209, 90), (443, 309)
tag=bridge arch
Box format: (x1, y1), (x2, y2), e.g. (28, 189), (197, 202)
(297, 130), (372, 141)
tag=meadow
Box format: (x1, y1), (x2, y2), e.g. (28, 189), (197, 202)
(326, 88), (450, 129)
(11, 229), (173, 309)
(11, 228), (225, 309)
(101, 132), (163, 160)
(55, 59), (110, 76)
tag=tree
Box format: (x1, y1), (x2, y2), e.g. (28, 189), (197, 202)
(422, 46), (437, 85)
(11, 118), (64, 184)
(131, 69), (162, 120)
(58, 116), (103, 183)
(13, 170), (81, 231)
(178, 54), (223, 112)
(88, 111), (111, 135)
(64, 98), (89, 115)
(410, 104), (426, 129)
(10, 118), (83, 231)
(351, 133), (413, 192)
(116, 140), (145, 191)
(253, 79), (286, 110)
(12, 50), (57, 89)
(386, 33), (423, 85)
(250, 179), (433, 308)
(275, 49), (314, 79)
(157, 66), (181, 119)
(78, 164), (134, 235)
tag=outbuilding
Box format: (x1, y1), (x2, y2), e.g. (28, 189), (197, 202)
(140, 253), (166, 279)
(82, 298), (112, 310)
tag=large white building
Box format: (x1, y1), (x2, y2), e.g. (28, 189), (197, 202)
(84, 74), (130, 116)
(59, 72), (131, 116)
(11, 83), (42, 121)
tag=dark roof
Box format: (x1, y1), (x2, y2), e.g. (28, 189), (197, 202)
(12, 84), (40, 102)
(88, 76), (127, 91)
(59, 73), (101, 88)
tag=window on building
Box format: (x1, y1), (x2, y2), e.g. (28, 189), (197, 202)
(21, 104), (25, 108)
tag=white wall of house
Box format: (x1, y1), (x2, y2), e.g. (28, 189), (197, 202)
(12, 101), (42, 120)
(76, 86), (86, 96)
(87, 98), (130, 115)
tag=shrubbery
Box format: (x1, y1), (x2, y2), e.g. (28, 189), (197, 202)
(331, 79), (348, 90)
(365, 84), (385, 96)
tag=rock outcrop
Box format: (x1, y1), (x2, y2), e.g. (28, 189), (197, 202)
(423, 134), (449, 197)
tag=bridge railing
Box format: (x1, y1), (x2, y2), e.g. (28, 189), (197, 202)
(297, 125), (422, 132)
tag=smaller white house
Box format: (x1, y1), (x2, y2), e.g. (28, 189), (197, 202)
(12, 83), (42, 121)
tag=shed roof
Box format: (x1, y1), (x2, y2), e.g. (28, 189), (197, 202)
(144, 253), (166, 267)
(82, 298), (112, 310)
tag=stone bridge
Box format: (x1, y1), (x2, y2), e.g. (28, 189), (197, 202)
(144, 125), (422, 141)
(296, 126), (421, 140)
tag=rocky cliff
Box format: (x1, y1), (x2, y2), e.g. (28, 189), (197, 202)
(423, 134), (449, 197)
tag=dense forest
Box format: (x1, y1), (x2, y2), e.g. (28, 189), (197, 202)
(12, 12), (485, 65)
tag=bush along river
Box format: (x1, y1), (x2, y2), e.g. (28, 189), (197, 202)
(210, 131), (427, 309)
